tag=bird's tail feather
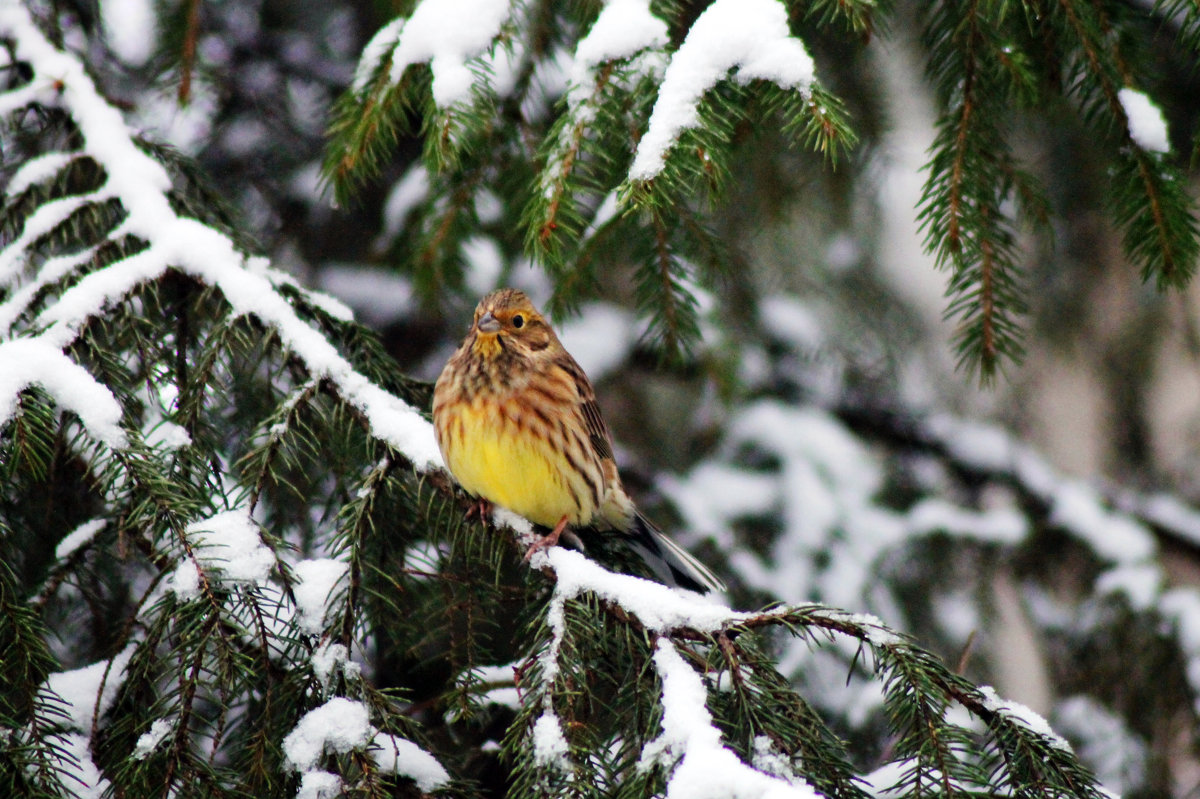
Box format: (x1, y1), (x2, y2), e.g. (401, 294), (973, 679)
(623, 512), (725, 594)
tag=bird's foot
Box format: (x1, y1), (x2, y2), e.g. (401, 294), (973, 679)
(524, 515), (569, 561)
(465, 497), (493, 524)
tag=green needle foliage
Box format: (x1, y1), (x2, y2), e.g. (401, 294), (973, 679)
(325, 0), (1199, 378)
(326, 0), (856, 362)
(916, 0), (1198, 380)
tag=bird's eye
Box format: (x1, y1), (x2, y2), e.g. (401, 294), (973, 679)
(512, 314), (525, 329)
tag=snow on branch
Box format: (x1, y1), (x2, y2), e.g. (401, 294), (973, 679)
(1117, 88), (1170, 154)
(353, 0), (516, 106)
(643, 639), (819, 799)
(41, 646), (137, 734)
(0, 192), (104, 288)
(572, 0), (668, 75)
(27, 646), (138, 797)
(167, 508), (277, 601)
(627, 0), (815, 181)
(507, 506), (1095, 796)
(0, 3), (441, 470)
(509, 508), (810, 789)
(282, 696), (450, 793)
(0, 337), (127, 448)
(509, 504), (747, 777)
(540, 546), (740, 635)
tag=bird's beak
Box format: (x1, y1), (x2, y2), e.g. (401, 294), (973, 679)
(476, 311), (501, 333)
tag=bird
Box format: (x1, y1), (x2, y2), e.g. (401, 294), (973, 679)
(432, 288), (724, 594)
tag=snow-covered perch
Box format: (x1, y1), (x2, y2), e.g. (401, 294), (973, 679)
(0, 3), (441, 469)
(482, 505), (1092, 798)
(497, 506), (820, 792)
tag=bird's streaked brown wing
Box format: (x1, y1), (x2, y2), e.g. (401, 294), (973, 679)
(557, 356), (615, 463)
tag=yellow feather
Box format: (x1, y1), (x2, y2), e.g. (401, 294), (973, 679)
(442, 401), (593, 528)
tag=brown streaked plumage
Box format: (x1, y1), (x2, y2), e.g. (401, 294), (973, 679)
(432, 288), (724, 593)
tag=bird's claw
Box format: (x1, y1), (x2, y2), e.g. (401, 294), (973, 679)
(465, 498), (493, 523)
(523, 515), (569, 561)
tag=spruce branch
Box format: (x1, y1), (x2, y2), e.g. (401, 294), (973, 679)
(481, 509), (1108, 799)
(324, 0), (518, 203)
(0, 558), (73, 797)
(1156, 0), (1200, 49)
(1051, 0), (1199, 288)
(525, 60), (621, 264)
(801, 0), (885, 36)
(324, 64), (421, 208)
(0, 9), (461, 794)
(914, 0), (1200, 378)
(632, 208), (701, 362)
(177, 0), (202, 105)
(330, 0), (857, 359)
(736, 608), (1103, 799)
(918, 0), (1036, 380)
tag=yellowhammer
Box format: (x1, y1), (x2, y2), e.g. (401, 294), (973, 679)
(432, 288), (724, 593)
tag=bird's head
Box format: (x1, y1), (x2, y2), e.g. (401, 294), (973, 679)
(469, 288), (555, 360)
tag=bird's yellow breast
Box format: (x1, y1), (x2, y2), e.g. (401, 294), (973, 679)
(440, 399), (595, 528)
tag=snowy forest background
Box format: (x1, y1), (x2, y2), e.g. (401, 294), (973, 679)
(3, 0), (1200, 797)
